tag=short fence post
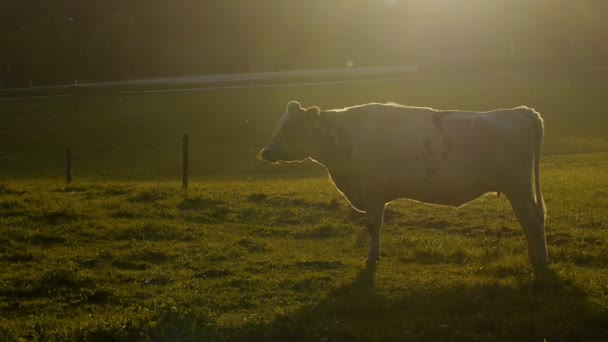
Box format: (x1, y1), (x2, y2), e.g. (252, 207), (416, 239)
(182, 134), (189, 189)
(66, 148), (72, 184)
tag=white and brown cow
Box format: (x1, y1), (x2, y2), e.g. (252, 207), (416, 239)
(260, 101), (547, 270)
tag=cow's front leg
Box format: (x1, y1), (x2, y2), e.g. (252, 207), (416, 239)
(365, 198), (386, 268)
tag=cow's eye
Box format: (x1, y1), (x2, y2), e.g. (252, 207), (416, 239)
(282, 122), (308, 144)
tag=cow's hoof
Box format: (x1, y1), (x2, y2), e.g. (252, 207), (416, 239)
(365, 256), (380, 269)
(532, 258), (550, 275)
(533, 263), (552, 279)
(532, 267), (559, 291)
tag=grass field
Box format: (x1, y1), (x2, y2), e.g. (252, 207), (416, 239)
(1, 69), (608, 340)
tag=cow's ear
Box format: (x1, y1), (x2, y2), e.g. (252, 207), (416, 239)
(306, 106), (320, 118)
(287, 101), (302, 112)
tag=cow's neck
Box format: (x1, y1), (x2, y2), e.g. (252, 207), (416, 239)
(308, 115), (365, 210)
(309, 115), (351, 170)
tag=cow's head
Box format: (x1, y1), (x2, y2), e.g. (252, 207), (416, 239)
(260, 101), (320, 163)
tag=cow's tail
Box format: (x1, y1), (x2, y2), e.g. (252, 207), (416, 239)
(531, 108), (546, 221)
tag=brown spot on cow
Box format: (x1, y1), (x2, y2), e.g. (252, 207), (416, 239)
(443, 138), (453, 151)
(426, 168), (437, 177)
(441, 150), (448, 161)
(432, 111), (453, 132)
(424, 140), (436, 158)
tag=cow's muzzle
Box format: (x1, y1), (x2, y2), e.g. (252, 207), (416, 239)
(259, 148), (278, 162)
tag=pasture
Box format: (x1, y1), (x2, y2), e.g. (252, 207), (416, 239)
(1, 69), (608, 340)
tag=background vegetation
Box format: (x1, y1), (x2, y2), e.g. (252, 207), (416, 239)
(2, 67), (607, 179)
(2, 0), (608, 86)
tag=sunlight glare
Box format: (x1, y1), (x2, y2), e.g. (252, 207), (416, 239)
(384, 0), (399, 7)
(384, 0), (398, 7)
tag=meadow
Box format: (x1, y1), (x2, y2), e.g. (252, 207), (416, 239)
(1, 68), (608, 340)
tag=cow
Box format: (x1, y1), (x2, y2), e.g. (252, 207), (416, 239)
(260, 101), (548, 271)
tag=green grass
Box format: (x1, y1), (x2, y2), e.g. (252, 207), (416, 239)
(0, 152), (607, 340)
(1, 69), (608, 340)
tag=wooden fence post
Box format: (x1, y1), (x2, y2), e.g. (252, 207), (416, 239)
(66, 147), (72, 184)
(182, 134), (189, 189)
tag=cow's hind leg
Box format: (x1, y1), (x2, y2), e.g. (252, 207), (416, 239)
(364, 199), (385, 268)
(506, 193), (548, 270)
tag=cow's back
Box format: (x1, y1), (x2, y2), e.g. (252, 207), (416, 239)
(325, 103), (540, 207)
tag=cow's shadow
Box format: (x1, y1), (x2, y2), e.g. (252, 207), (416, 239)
(232, 267), (608, 341)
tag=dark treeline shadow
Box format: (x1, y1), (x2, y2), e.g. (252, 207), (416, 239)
(3, 1), (608, 86)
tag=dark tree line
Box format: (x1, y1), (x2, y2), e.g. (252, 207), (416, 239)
(1, 0), (608, 87)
